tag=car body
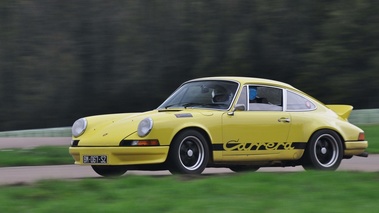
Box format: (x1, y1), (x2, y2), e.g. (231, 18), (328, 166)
(69, 76), (368, 176)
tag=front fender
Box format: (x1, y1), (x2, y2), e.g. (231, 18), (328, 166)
(124, 111), (224, 146)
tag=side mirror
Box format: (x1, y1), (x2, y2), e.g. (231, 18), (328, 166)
(227, 104), (245, 116)
(234, 104), (246, 111)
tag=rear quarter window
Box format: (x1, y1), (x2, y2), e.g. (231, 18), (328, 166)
(287, 91), (316, 111)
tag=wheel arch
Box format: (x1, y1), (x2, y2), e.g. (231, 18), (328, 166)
(306, 128), (346, 150)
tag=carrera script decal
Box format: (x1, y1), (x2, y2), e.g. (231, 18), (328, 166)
(223, 139), (296, 151)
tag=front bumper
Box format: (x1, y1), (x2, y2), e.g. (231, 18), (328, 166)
(69, 146), (170, 165)
(344, 141), (368, 156)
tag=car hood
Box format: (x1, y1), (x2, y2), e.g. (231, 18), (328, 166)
(76, 112), (142, 145)
(76, 109), (220, 146)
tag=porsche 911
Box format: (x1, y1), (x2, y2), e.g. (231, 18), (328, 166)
(69, 77), (368, 176)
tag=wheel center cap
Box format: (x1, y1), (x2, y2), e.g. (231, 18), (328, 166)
(187, 149), (193, 157)
(321, 147), (327, 154)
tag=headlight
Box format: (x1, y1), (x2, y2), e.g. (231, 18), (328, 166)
(72, 118), (87, 137)
(137, 117), (153, 137)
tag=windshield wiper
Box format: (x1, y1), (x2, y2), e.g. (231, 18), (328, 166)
(182, 103), (208, 108)
(165, 104), (178, 109)
(164, 102), (210, 109)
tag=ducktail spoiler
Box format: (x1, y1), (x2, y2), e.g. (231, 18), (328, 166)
(326, 105), (353, 120)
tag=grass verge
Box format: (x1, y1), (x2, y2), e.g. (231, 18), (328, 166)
(0, 146), (73, 167)
(1, 171), (378, 212)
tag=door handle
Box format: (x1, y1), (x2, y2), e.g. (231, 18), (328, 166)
(278, 117), (291, 123)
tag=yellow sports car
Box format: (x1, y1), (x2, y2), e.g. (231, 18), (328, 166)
(69, 77), (368, 176)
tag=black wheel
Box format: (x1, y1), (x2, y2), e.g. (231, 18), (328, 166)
(302, 130), (343, 171)
(229, 165), (260, 173)
(168, 130), (209, 175)
(91, 165), (127, 177)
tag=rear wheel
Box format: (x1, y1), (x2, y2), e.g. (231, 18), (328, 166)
(91, 165), (128, 177)
(168, 130), (209, 175)
(302, 130), (343, 171)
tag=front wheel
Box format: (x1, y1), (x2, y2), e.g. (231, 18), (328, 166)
(91, 165), (128, 177)
(302, 130), (343, 171)
(168, 130), (209, 175)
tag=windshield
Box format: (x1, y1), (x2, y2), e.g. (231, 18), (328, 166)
(158, 80), (239, 110)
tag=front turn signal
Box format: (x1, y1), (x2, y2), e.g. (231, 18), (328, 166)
(133, 140), (160, 146)
(120, 140), (160, 146)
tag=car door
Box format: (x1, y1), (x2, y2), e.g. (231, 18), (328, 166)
(221, 85), (292, 160)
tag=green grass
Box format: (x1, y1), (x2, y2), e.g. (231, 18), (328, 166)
(0, 146), (73, 167)
(0, 171), (378, 212)
(0, 127), (378, 212)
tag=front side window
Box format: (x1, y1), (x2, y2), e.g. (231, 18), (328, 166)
(286, 91), (316, 111)
(236, 85), (283, 111)
(158, 80), (238, 110)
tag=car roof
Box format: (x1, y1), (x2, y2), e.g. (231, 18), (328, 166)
(187, 76), (298, 91)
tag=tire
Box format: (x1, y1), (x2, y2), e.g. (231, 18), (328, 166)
(229, 165), (260, 173)
(168, 130), (209, 175)
(91, 165), (128, 177)
(302, 130), (343, 171)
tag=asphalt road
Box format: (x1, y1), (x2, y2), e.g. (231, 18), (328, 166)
(0, 137), (377, 185)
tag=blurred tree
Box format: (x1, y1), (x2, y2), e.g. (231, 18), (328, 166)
(299, 0), (379, 108)
(0, 0), (378, 130)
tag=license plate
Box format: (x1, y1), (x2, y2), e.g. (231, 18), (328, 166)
(83, 155), (108, 164)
